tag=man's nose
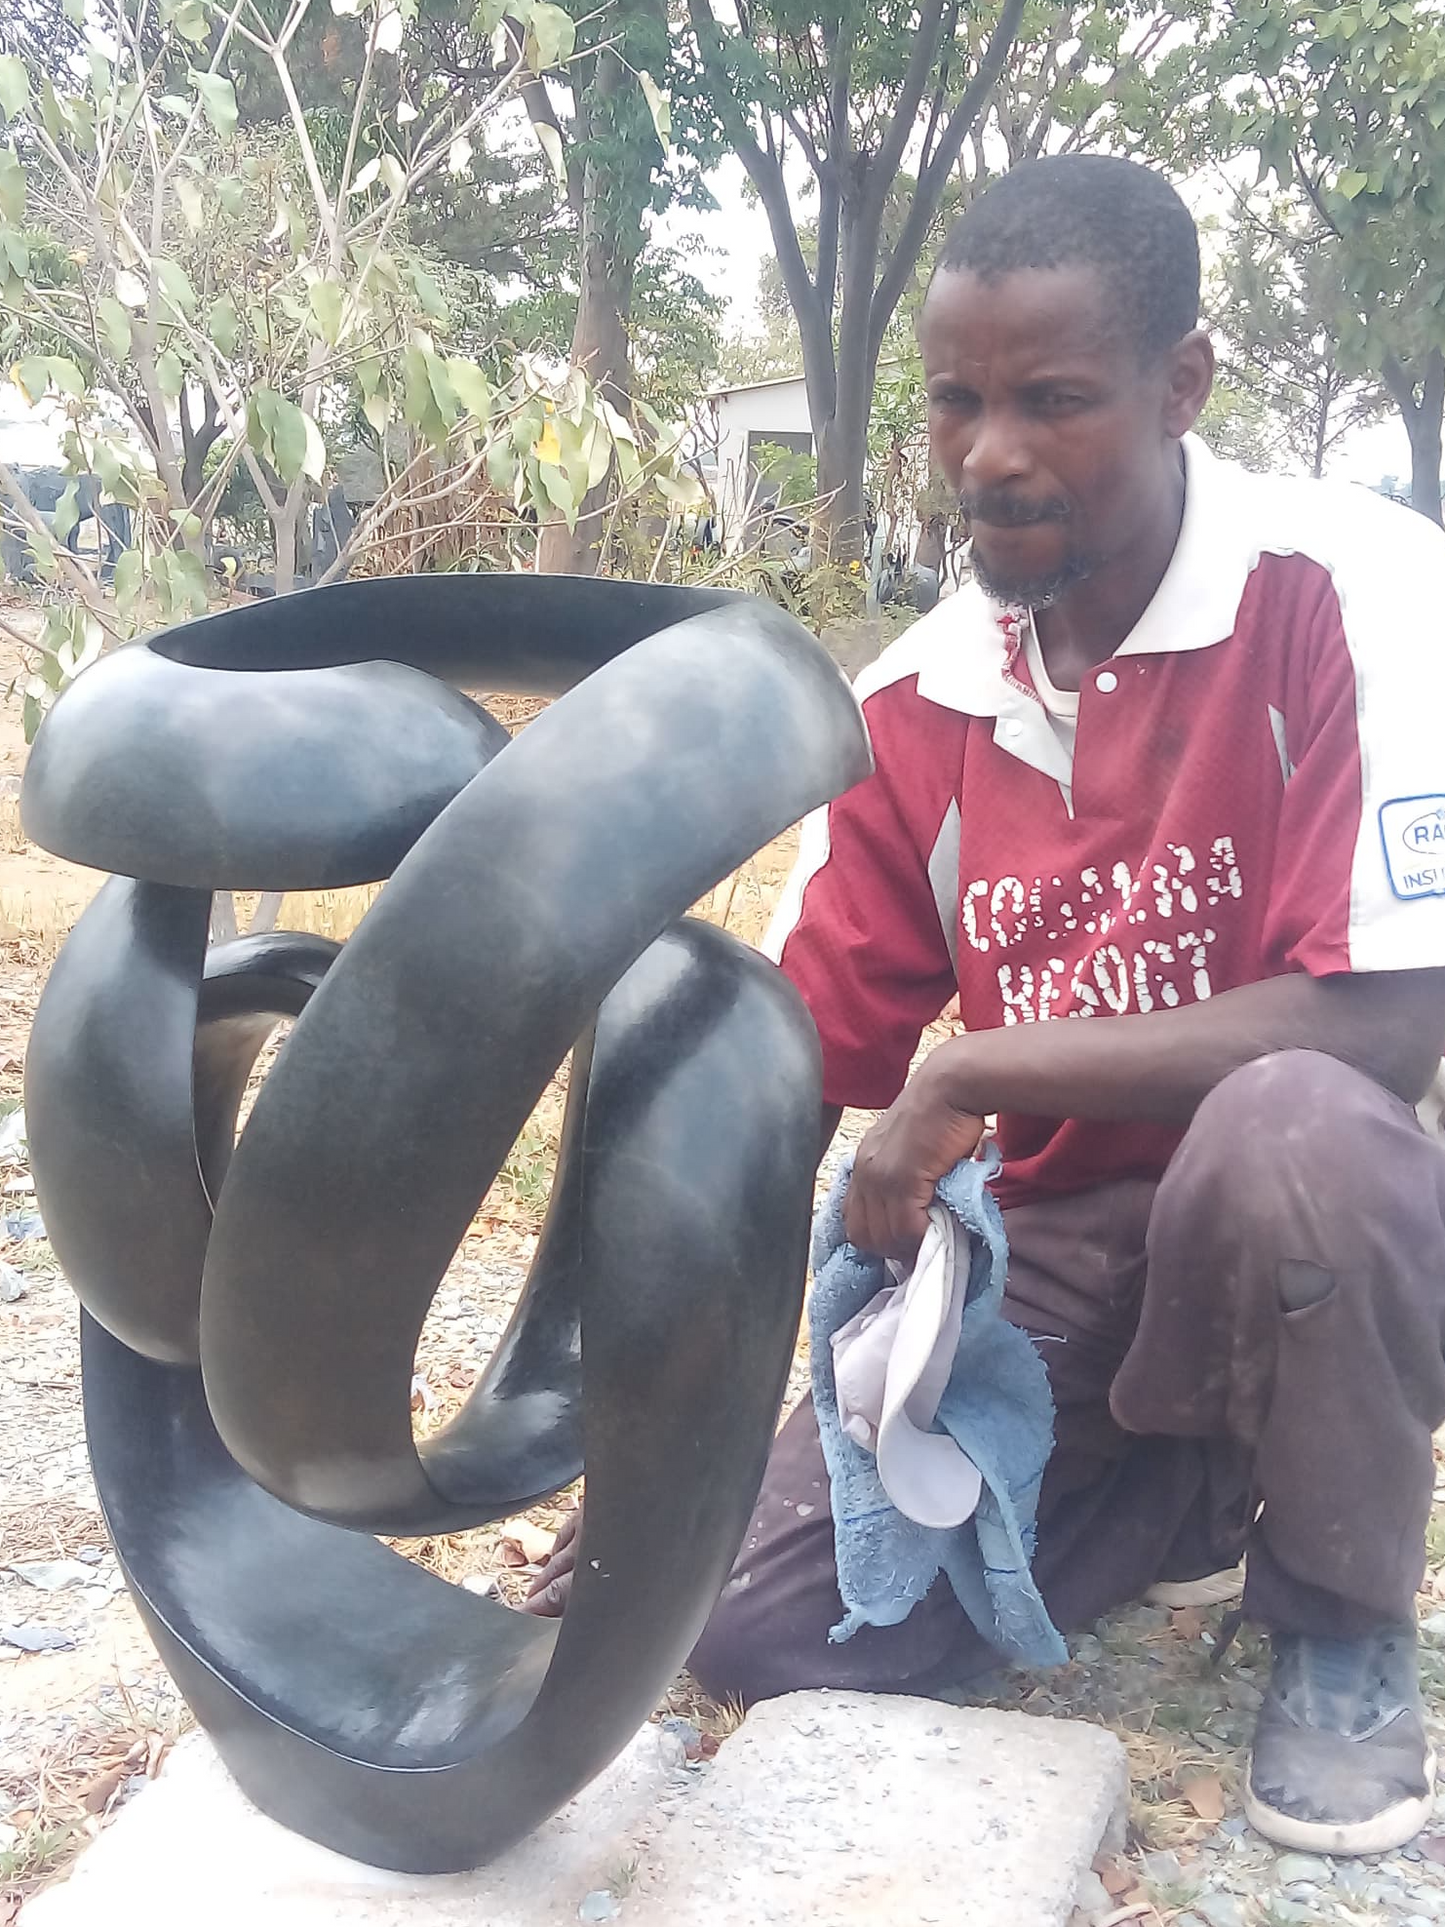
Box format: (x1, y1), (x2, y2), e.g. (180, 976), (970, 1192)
(960, 411), (1031, 497)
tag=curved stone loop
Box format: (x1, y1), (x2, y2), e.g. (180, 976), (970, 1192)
(22, 575), (871, 1871)
(21, 576), (741, 890)
(200, 600), (868, 1535)
(83, 919), (818, 1873)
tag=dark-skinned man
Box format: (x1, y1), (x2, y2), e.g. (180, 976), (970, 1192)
(527, 155), (1445, 1857)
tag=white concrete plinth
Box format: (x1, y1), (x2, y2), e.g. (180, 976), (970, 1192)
(22, 1692), (1128, 1927)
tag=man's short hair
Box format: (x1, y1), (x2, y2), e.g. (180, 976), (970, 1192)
(933, 155), (1200, 359)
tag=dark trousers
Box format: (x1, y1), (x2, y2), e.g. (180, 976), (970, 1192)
(690, 1051), (1445, 1706)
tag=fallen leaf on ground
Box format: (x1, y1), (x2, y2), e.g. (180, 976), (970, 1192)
(499, 1517), (555, 1564)
(1095, 1860), (1135, 1898)
(1178, 1767), (1225, 1822)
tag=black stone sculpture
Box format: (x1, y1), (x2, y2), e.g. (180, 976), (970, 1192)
(18, 575), (870, 1875)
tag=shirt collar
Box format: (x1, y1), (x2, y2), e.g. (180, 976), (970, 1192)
(916, 434), (1256, 719)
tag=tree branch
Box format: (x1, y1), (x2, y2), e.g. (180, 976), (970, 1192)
(868, 0), (1026, 361)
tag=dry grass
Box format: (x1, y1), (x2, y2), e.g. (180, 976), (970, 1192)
(0, 1680), (190, 1907)
(0, 1498), (104, 1567)
(0, 797), (28, 858)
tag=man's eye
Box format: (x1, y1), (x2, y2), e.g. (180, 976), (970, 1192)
(930, 389), (978, 412)
(1037, 390), (1086, 413)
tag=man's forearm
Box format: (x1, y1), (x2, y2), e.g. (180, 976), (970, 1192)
(919, 967), (1445, 1126)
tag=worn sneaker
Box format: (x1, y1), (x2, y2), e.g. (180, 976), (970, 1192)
(1245, 1623), (1436, 1855)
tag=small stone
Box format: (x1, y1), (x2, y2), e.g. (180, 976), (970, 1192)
(7, 1558), (93, 1591)
(1193, 1894), (1247, 1927)
(460, 1573), (497, 1597)
(577, 1892), (620, 1923)
(1274, 1853), (1331, 1886)
(1141, 1848), (1184, 1889)
(1072, 1869), (1111, 1914)
(76, 1547), (105, 1566)
(0, 1622), (77, 1652)
(1071, 1634), (1104, 1664)
(0, 1262), (26, 1302)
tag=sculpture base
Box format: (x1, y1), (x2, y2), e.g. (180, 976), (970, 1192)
(21, 1692), (1127, 1927)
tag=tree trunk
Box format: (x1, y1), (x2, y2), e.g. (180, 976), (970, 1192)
(538, 43), (643, 577)
(1381, 348), (1445, 526)
(1408, 400), (1444, 525)
(537, 218), (633, 575)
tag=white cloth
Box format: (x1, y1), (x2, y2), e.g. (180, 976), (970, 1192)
(828, 1204), (984, 1530)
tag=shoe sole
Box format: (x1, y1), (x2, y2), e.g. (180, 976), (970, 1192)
(1243, 1748), (1438, 1857)
(1145, 1567), (1245, 1609)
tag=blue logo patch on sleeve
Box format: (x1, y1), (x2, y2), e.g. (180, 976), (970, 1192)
(1380, 796), (1445, 899)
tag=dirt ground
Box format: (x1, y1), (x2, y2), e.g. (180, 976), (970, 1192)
(5, 593), (1445, 1927)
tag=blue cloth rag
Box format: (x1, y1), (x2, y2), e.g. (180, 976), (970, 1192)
(809, 1144), (1067, 1667)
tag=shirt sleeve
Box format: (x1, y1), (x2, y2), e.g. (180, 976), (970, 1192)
(764, 676), (960, 1109)
(1264, 499), (1445, 977)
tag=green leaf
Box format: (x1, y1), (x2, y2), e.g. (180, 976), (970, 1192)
(308, 278), (344, 344)
(361, 383), (390, 434)
(92, 438), (139, 507)
(10, 356), (54, 404)
(249, 387), (308, 484)
(37, 78), (61, 142)
(166, 0), (211, 44)
(472, 0), (507, 34)
(51, 481), (79, 543)
(378, 153), (406, 196)
(176, 173), (205, 231)
(300, 409), (326, 483)
(217, 175), (247, 216)
(0, 57), (28, 122)
(525, 1), (575, 70)
(97, 296), (131, 360)
(408, 262), (447, 322)
(62, 0), (85, 24)
(87, 50), (112, 109)
(155, 257), (198, 319)
(0, 229), (30, 286)
(534, 119), (566, 187)
(0, 148), (24, 225)
(21, 692), (42, 744)
(170, 547), (208, 613)
(113, 547), (142, 613)
(445, 356), (491, 424)
(188, 69), (238, 141)
(157, 347), (184, 399)
(637, 70), (671, 149)
(209, 292), (239, 357)
(1337, 168), (1369, 199)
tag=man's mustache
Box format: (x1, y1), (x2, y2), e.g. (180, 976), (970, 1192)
(960, 490), (1073, 527)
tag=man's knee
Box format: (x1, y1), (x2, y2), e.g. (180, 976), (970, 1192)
(1163, 1050), (1413, 1255)
(688, 1568), (770, 1705)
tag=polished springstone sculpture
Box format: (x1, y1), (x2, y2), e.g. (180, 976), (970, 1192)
(18, 576), (870, 1874)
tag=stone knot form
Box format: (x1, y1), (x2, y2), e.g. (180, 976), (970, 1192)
(19, 575), (870, 1873)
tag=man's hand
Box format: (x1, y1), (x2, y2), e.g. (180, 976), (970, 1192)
(844, 1057), (985, 1259)
(520, 1505), (581, 1617)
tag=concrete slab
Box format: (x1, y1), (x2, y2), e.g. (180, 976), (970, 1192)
(22, 1691), (1128, 1927)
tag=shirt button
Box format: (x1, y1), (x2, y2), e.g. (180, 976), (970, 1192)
(1004, 719), (1023, 738)
(1096, 670), (1119, 693)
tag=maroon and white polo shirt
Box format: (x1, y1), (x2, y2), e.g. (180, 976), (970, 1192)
(768, 435), (1445, 1210)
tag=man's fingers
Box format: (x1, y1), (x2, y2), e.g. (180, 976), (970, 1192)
(518, 1571), (570, 1617)
(521, 1504), (582, 1614)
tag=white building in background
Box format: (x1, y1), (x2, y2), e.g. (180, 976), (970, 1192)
(699, 372), (814, 548)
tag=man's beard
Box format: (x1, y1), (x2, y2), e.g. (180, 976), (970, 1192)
(969, 542), (1098, 610)
(961, 485), (1098, 609)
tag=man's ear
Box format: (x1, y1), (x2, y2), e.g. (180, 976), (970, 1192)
(1162, 328), (1214, 438)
